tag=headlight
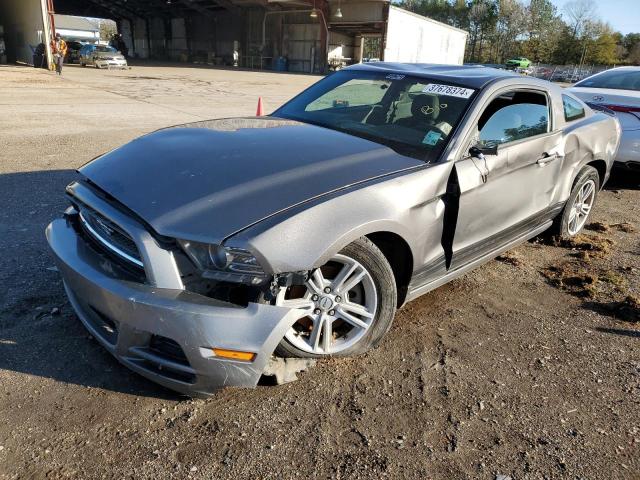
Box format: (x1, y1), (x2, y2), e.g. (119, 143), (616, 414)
(178, 240), (268, 285)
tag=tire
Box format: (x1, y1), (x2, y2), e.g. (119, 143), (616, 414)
(80, 62), (86, 67)
(275, 237), (397, 358)
(551, 165), (600, 240)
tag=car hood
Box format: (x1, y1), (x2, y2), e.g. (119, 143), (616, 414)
(79, 117), (422, 243)
(94, 51), (123, 59)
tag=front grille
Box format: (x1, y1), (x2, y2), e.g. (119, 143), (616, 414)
(79, 207), (144, 270)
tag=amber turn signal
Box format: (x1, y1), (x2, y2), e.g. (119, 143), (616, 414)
(212, 348), (256, 362)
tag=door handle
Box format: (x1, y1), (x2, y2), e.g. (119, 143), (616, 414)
(537, 152), (560, 166)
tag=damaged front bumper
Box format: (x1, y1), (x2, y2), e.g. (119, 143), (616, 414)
(94, 59), (128, 69)
(45, 217), (302, 397)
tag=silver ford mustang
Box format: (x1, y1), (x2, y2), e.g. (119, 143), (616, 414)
(46, 63), (621, 396)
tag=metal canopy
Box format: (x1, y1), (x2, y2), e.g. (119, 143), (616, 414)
(53, 0), (320, 19)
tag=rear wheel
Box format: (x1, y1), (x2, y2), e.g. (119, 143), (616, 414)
(275, 237), (397, 358)
(552, 165), (599, 239)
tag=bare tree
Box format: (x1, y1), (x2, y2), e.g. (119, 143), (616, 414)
(564, 0), (597, 38)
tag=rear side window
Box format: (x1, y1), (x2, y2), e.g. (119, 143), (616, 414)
(478, 91), (549, 146)
(563, 94), (585, 122)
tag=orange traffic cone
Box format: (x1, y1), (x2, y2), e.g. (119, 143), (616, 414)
(256, 97), (264, 116)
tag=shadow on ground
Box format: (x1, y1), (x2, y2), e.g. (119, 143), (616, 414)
(595, 326), (640, 338)
(604, 169), (640, 191)
(0, 169), (178, 399)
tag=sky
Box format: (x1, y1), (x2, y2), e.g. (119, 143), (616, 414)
(550, 0), (639, 34)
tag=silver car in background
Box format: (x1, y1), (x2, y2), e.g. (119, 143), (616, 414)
(46, 64), (621, 397)
(569, 67), (640, 173)
(79, 44), (128, 70)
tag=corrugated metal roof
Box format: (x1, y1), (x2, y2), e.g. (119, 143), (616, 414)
(53, 14), (99, 32)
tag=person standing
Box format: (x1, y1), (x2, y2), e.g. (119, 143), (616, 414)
(50, 33), (67, 75)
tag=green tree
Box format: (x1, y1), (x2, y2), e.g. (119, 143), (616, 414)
(99, 20), (117, 42)
(490, 0), (526, 63)
(467, 0), (498, 62)
(584, 23), (620, 65)
(523, 0), (561, 62)
(450, 0), (471, 30)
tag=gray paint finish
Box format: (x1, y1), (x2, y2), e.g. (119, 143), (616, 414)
(80, 118), (422, 244)
(48, 67), (621, 396)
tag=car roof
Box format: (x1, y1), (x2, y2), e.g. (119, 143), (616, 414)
(606, 66), (640, 71)
(346, 62), (519, 90)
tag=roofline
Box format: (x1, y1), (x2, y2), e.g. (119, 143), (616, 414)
(345, 62), (519, 90)
(56, 27), (100, 32)
(389, 5), (469, 36)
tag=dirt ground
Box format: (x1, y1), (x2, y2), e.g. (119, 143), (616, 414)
(0, 64), (638, 480)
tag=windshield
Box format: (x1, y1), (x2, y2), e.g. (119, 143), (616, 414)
(273, 70), (476, 161)
(95, 45), (117, 53)
(575, 69), (640, 92)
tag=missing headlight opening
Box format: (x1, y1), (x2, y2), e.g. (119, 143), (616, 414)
(179, 247), (310, 308)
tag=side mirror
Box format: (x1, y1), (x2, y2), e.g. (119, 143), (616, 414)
(469, 144), (498, 158)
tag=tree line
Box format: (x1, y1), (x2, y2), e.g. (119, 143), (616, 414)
(399, 0), (640, 66)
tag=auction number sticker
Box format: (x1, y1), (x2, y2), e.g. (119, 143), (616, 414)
(422, 84), (475, 98)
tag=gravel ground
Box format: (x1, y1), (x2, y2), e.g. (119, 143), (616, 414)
(0, 64), (638, 480)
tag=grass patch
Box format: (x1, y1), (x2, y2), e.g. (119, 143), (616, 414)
(556, 234), (614, 257)
(542, 264), (599, 298)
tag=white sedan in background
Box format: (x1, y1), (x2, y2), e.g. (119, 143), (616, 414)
(569, 67), (640, 173)
(79, 44), (128, 70)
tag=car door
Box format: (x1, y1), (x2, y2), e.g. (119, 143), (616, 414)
(450, 88), (563, 269)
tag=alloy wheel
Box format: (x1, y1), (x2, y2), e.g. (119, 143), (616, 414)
(276, 254), (378, 355)
(567, 179), (596, 235)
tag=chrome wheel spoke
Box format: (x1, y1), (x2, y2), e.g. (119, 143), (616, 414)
(580, 203), (592, 215)
(337, 266), (367, 295)
(336, 307), (370, 330)
(332, 261), (358, 292)
(339, 301), (374, 320)
(322, 316), (333, 353)
(308, 315), (323, 352)
(307, 269), (326, 293)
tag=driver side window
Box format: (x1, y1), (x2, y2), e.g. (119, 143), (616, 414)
(478, 91), (550, 147)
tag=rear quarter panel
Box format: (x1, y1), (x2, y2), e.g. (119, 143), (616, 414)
(554, 110), (619, 202)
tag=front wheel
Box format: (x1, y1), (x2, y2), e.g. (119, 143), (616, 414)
(275, 237), (397, 358)
(552, 165), (599, 239)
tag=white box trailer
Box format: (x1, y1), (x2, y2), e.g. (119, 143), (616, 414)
(384, 6), (467, 65)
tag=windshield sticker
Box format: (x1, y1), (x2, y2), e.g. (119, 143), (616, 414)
(422, 130), (442, 146)
(422, 84), (475, 98)
(386, 74), (405, 80)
